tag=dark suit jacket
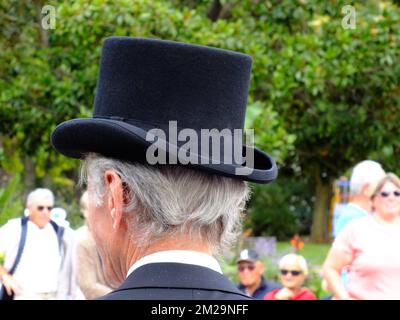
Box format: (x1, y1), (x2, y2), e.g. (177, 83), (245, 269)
(238, 276), (281, 299)
(98, 263), (252, 300)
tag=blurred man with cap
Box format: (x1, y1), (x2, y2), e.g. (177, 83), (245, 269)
(51, 37), (278, 300)
(237, 249), (280, 299)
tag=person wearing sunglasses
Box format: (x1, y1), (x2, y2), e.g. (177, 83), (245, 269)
(323, 173), (400, 300)
(237, 249), (280, 299)
(0, 188), (75, 300)
(333, 160), (385, 238)
(264, 253), (316, 300)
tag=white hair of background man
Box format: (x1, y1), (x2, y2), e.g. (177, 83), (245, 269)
(26, 188), (54, 207)
(81, 153), (250, 254)
(349, 160), (385, 196)
(279, 253), (309, 276)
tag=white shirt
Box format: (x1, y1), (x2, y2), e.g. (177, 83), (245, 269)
(126, 250), (223, 278)
(0, 218), (62, 294)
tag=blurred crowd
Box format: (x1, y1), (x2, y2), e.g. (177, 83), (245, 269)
(237, 160), (400, 300)
(0, 159), (399, 300)
(0, 189), (114, 300)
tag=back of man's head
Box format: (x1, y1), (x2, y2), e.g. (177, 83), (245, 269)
(350, 160), (385, 197)
(83, 153), (250, 254)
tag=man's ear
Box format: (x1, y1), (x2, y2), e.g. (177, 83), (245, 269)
(104, 170), (125, 230)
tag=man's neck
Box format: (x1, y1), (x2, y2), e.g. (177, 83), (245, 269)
(246, 277), (262, 296)
(350, 195), (371, 213)
(125, 235), (212, 276)
(28, 217), (48, 229)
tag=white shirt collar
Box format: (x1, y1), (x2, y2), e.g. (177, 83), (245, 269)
(126, 250), (223, 278)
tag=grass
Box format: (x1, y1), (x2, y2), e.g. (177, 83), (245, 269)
(275, 242), (331, 266)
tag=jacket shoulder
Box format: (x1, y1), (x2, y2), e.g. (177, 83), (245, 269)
(98, 287), (252, 300)
(98, 262), (253, 300)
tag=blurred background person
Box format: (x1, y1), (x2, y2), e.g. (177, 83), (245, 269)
(323, 173), (400, 300)
(329, 160), (385, 295)
(331, 176), (350, 237)
(50, 207), (83, 300)
(0, 188), (74, 300)
(237, 249), (280, 299)
(334, 160), (385, 237)
(51, 207), (70, 228)
(264, 253), (316, 300)
(75, 191), (114, 299)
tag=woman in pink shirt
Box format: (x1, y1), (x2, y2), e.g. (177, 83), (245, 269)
(323, 173), (400, 300)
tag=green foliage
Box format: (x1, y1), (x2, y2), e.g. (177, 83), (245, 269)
(62, 200), (84, 230)
(0, 0), (290, 201)
(229, 0), (399, 240)
(275, 241), (331, 266)
(1, 0), (399, 239)
(0, 174), (23, 226)
(269, 0), (400, 180)
(246, 175), (314, 240)
(245, 100), (295, 164)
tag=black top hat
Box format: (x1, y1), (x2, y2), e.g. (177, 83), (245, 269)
(51, 37), (278, 183)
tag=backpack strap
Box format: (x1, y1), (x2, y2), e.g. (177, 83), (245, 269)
(7, 219), (64, 274)
(49, 220), (65, 253)
(8, 217), (29, 275)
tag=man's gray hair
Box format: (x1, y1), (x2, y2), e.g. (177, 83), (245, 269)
(26, 188), (54, 207)
(350, 160), (385, 196)
(81, 153), (250, 253)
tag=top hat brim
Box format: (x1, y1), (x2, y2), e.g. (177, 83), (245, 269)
(51, 118), (278, 184)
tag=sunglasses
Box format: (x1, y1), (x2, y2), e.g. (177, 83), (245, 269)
(379, 190), (400, 198)
(238, 265), (256, 272)
(280, 269), (302, 276)
(37, 206), (53, 212)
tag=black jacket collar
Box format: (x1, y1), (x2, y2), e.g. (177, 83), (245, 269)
(113, 262), (250, 298)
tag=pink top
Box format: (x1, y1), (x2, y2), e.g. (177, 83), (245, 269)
(333, 215), (400, 300)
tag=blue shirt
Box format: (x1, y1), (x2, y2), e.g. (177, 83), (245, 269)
(334, 203), (368, 238)
(238, 276), (281, 299)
